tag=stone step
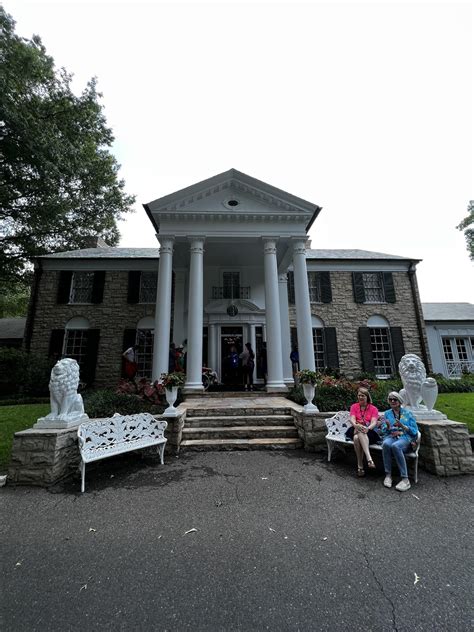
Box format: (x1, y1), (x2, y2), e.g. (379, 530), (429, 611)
(185, 407), (292, 418)
(180, 437), (303, 450)
(185, 414), (295, 428)
(185, 391), (271, 398)
(182, 425), (299, 441)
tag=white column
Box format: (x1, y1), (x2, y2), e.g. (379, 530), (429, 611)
(263, 238), (286, 392)
(172, 270), (186, 346)
(184, 237), (205, 392)
(209, 323), (218, 375)
(292, 239), (316, 371)
(152, 237), (174, 381)
(278, 273), (294, 386)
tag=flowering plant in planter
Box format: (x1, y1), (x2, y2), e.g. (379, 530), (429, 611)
(160, 372), (186, 389)
(295, 369), (318, 385)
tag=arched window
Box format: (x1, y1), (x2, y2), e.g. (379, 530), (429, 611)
(64, 317), (91, 372)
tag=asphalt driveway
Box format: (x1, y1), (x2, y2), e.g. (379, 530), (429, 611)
(1, 449), (472, 631)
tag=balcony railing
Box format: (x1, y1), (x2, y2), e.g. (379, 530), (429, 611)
(212, 286), (250, 300)
(446, 360), (474, 377)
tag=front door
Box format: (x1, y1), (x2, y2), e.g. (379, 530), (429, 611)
(220, 326), (243, 387)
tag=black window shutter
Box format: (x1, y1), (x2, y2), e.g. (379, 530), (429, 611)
(127, 271), (141, 304)
(48, 329), (65, 360)
(82, 329), (100, 385)
(122, 328), (137, 377)
(91, 271), (106, 304)
(390, 327), (405, 369)
(359, 327), (375, 373)
(57, 271), (73, 304)
(323, 327), (339, 368)
(320, 272), (332, 303)
(352, 272), (365, 303)
(383, 272), (396, 303)
(287, 271), (295, 305)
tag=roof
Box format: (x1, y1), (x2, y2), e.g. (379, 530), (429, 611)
(40, 247), (417, 261)
(422, 303), (474, 321)
(306, 249), (419, 261)
(0, 318), (26, 339)
(41, 247), (160, 259)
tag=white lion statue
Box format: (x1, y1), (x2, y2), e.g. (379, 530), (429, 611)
(35, 358), (89, 428)
(399, 353), (438, 411)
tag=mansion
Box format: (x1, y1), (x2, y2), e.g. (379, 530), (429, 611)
(24, 170), (430, 390)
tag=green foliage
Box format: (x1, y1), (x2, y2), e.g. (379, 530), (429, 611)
(0, 403), (50, 470)
(456, 200), (474, 261)
(0, 7), (135, 287)
(0, 280), (30, 317)
(287, 373), (474, 412)
(160, 372), (186, 388)
(436, 393), (474, 431)
(0, 348), (51, 396)
(295, 369), (318, 385)
(83, 390), (165, 419)
(430, 373), (474, 393)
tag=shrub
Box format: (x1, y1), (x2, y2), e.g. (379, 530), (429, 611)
(83, 390), (165, 418)
(0, 348), (51, 396)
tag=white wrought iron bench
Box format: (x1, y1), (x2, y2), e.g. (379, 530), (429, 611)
(325, 411), (421, 483)
(78, 413), (167, 492)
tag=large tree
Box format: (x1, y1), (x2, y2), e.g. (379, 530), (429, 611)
(457, 201), (474, 261)
(0, 7), (135, 288)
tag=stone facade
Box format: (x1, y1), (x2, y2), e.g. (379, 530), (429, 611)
(29, 269), (156, 387)
(28, 266), (429, 388)
(289, 270), (429, 376)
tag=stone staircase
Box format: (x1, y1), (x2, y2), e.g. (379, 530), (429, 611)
(180, 396), (302, 451)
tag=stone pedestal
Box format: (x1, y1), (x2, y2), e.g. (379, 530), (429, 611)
(418, 419), (474, 476)
(8, 426), (80, 486)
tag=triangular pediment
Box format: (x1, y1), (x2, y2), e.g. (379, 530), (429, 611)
(144, 169), (320, 216)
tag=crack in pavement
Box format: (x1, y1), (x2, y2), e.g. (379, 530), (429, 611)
(363, 550), (399, 632)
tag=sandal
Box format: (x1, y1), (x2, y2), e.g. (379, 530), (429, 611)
(357, 468), (365, 477)
(367, 460), (376, 469)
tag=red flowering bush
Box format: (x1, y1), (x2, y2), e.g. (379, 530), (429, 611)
(116, 377), (164, 405)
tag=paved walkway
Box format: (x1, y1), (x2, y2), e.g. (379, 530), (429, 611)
(1, 450), (472, 631)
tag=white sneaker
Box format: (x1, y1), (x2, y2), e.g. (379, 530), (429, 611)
(396, 479), (411, 492)
(383, 475), (392, 488)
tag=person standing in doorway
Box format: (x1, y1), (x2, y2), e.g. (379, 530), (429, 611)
(290, 345), (300, 378)
(240, 342), (255, 391)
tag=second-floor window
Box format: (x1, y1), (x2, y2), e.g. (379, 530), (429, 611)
(139, 271), (158, 303)
(70, 272), (94, 303)
(287, 271), (332, 304)
(362, 273), (385, 303)
(223, 272), (240, 299)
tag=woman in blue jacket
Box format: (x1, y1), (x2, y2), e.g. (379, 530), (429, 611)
(380, 391), (418, 492)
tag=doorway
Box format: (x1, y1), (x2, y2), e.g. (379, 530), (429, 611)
(220, 326), (243, 387)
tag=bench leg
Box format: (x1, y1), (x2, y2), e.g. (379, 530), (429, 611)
(158, 444), (165, 465)
(327, 440), (333, 462)
(81, 461), (86, 493)
(414, 456), (418, 484)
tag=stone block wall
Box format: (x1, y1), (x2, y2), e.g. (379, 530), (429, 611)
(29, 270), (156, 387)
(289, 270), (430, 376)
(8, 427), (80, 486)
(417, 419), (474, 476)
(292, 411), (332, 452)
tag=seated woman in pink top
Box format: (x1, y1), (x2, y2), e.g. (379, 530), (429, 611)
(346, 388), (379, 477)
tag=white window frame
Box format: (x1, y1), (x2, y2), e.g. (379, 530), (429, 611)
(442, 335), (474, 377)
(136, 328), (154, 379)
(308, 272), (322, 304)
(63, 329), (89, 371)
(369, 327), (394, 377)
(222, 270), (241, 299)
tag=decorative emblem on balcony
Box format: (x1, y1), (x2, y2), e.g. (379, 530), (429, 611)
(227, 304), (239, 317)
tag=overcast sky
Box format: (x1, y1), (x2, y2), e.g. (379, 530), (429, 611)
(6, 0), (473, 302)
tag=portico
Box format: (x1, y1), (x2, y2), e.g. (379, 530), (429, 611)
(144, 169), (321, 392)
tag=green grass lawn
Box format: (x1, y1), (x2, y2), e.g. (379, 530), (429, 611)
(0, 404), (49, 471)
(436, 393), (474, 431)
